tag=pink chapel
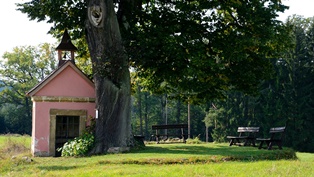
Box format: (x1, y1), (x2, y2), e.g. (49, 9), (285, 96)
(27, 30), (96, 157)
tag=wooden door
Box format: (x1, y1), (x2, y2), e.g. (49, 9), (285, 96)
(55, 115), (80, 156)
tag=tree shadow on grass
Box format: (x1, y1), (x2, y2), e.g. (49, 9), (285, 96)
(93, 144), (296, 165)
(37, 165), (81, 171)
(132, 144), (296, 161)
(137, 144), (252, 155)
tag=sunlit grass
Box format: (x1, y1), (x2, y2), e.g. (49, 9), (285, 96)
(9, 160), (313, 177)
(296, 152), (314, 162)
(0, 134), (31, 148)
(0, 135), (313, 177)
(0, 134), (31, 156)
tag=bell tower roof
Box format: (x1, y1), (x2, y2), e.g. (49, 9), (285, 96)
(55, 29), (78, 51)
(55, 29), (77, 67)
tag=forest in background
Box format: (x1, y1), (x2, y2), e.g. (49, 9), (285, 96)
(1, 15), (313, 152)
(131, 15), (314, 152)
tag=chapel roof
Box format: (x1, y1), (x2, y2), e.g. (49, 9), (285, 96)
(55, 29), (78, 51)
(26, 61), (93, 97)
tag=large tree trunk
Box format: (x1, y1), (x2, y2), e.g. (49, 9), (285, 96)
(160, 95), (167, 134)
(176, 99), (181, 124)
(144, 92), (149, 139)
(25, 97), (32, 134)
(137, 83), (143, 135)
(188, 102), (191, 139)
(85, 0), (132, 154)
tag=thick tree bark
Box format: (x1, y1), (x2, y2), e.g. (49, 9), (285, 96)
(176, 99), (181, 124)
(137, 84), (143, 135)
(160, 95), (167, 134)
(144, 93), (149, 139)
(25, 97), (32, 134)
(176, 99), (181, 135)
(188, 102), (191, 139)
(85, 0), (132, 154)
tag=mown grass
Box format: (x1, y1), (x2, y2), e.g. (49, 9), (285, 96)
(0, 134), (31, 155)
(0, 135), (313, 177)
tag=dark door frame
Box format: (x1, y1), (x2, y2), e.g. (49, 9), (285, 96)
(49, 109), (87, 156)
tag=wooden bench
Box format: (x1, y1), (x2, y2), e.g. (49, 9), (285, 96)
(227, 127), (260, 146)
(151, 124), (188, 143)
(256, 127), (285, 150)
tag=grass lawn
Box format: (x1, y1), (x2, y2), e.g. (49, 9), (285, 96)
(0, 135), (313, 177)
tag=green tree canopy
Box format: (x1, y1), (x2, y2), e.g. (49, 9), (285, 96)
(17, 0), (290, 153)
(17, 0), (289, 102)
(0, 44), (56, 134)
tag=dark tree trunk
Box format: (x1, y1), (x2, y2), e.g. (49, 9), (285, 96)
(176, 99), (181, 135)
(176, 99), (181, 124)
(85, 0), (132, 154)
(160, 94), (167, 134)
(188, 102), (191, 139)
(25, 97), (32, 134)
(144, 92), (149, 139)
(243, 95), (249, 121)
(137, 84), (143, 135)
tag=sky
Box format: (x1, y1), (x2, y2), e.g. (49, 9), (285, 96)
(0, 0), (56, 58)
(1, 0), (314, 59)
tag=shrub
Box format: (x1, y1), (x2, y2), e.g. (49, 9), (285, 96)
(186, 137), (203, 144)
(58, 117), (95, 157)
(58, 132), (94, 157)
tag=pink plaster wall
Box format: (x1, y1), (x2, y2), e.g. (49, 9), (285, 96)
(35, 66), (95, 97)
(32, 101), (96, 155)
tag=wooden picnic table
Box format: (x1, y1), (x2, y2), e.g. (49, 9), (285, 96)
(227, 127), (260, 146)
(151, 124), (188, 143)
(256, 127), (285, 150)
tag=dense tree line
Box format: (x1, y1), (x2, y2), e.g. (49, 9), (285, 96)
(130, 16), (314, 152)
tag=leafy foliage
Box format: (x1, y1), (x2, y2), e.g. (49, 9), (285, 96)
(269, 15), (314, 152)
(58, 117), (96, 157)
(197, 16), (314, 152)
(126, 0), (289, 102)
(17, 0), (290, 103)
(58, 132), (94, 157)
(186, 137), (203, 144)
(0, 44), (56, 134)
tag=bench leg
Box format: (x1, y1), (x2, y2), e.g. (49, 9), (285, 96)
(248, 139), (256, 147)
(236, 139), (242, 146)
(243, 139), (248, 146)
(229, 139), (235, 146)
(230, 138), (243, 146)
(258, 140), (264, 149)
(251, 139), (256, 147)
(247, 139), (255, 147)
(181, 128), (186, 143)
(277, 141), (283, 150)
(155, 129), (161, 144)
(244, 138), (255, 146)
(265, 141), (271, 150)
(265, 141), (283, 150)
(156, 135), (159, 144)
(267, 141), (273, 150)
